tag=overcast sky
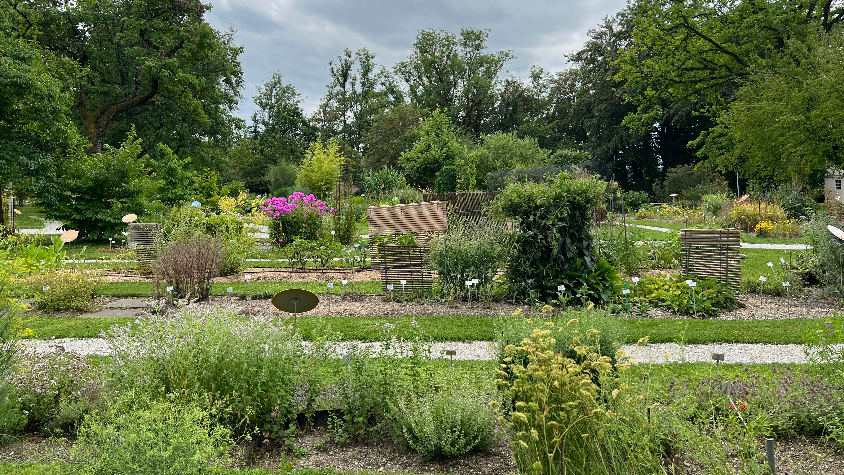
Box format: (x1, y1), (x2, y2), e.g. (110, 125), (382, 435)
(205, 0), (629, 121)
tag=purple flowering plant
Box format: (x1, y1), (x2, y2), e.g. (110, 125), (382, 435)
(260, 192), (329, 246)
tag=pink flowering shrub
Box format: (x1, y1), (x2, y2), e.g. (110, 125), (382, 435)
(260, 192), (328, 246)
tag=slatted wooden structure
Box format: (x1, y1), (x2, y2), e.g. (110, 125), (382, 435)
(128, 223), (160, 268)
(422, 192), (498, 222)
(378, 244), (433, 293)
(680, 229), (741, 290)
(367, 201), (448, 240)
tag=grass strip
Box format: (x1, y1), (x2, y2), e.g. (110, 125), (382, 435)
(23, 317), (134, 339)
(18, 313), (822, 345)
(0, 462), (416, 475)
(98, 281), (383, 298)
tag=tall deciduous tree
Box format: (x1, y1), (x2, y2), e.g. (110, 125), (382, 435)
(399, 109), (463, 187)
(395, 28), (514, 136)
(0, 11), (83, 208)
(314, 48), (401, 151)
(10, 0), (243, 155)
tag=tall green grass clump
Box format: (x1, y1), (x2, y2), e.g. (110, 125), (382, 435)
(495, 323), (664, 474)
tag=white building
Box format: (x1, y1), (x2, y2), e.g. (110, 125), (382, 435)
(825, 168), (844, 202)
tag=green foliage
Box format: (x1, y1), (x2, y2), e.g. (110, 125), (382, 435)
(153, 236), (224, 301)
(41, 132), (151, 241)
(392, 390), (498, 459)
(0, 30), (83, 199)
(467, 132), (551, 190)
(74, 392), (232, 475)
(496, 326), (663, 474)
(266, 160), (298, 197)
(434, 166), (458, 192)
(362, 104), (424, 170)
(151, 144), (195, 206)
(296, 139), (346, 200)
(625, 275), (738, 317)
(359, 168), (407, 198)
(399, 110), (463, 188)
(653, 165), (729, 204)
(775, 188), (815, 220)
(700, 193), (733, 221)
(805, 214), (844, 291)
(428, 219), (512, 299)
(159, 204), (254, 275)
(489, 172), (610, 302)
(28, 270), (103, 313)
(485, 165), (562, 192)
(105, 308), (309, 438)
(0, 307), (24, 442)
(729, 201), (787, 233)
(11, 353), (101, 435)
(193, 170), (221, 210)
(804, 315), (844, 381)
(16, 236), (67, 273)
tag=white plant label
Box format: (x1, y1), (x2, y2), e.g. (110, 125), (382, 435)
(622, 289), (631, 295)
(780, 258), (786, 264)
(244, 274), (251, 281)
(759, 276), (767, 282)
(631, 277), (640, 283)
(226, 287), (233, 293)
(688, 281), (697, 288)
(341, 280), (348, 285)
(783, 282), (791, 287)
(327, 283), (334, 289)
(465, 281), (472, 287)
(166, 286), (174, 292)
(472, 278), (479, 285)
(42, 286), (49, 292)
(557, 284), (565, 291)
(767, 262), (774, 268)
(386, 284), (394, 291)
(400, 280), (406, 286)
(685, 279), (693, 286)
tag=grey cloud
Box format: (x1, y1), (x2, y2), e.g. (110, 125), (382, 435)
(206, 0), (627, 120)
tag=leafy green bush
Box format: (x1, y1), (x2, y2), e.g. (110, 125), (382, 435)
(158, 204), (254, 275)
(75, 392), (232, 475)
(626, 275), (738, 317)
(0, 308), (25, 442)
(653, 164), (729, 204)
(806, 214), (844, 291)
(490, 172), (612, 303)
(434, 165), (458, 192)
(392, 390), (498, 459)
(776, 187), (815, 219)
(152, 236), (224, 301)
(29, 270), (103, 312)
(41, 132), (152, 240)
(468, 132), (551, 191)
(621, 190), (650, 211)
(296, 139), (346, 200)
(399, 109), (462, 188)
(729, 201), (787, 232)
(105, 308), (310, 438)
(428, 219), (512, 299)
(359, 168), (407, 198)
(700, 193), (733, 222)
(496, 326), (662, 474)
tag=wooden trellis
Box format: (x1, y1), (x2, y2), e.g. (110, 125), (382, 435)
(422, 192), (498, 222)
(128, 223), (160, 269)
(680, 229), (741, 290)
(367, 201), (447, 270)
(378, 244), (433, 293)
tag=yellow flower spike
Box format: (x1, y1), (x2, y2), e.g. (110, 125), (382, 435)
(566, 318), (579, 327)
(636, 336), (650, 346)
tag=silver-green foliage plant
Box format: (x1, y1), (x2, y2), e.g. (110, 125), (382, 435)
(428, 218), (512, 299)
(105, 308), (310, 438)
(75, 391), (232, 475)
(496, 324), (664, 475)
(393, 390), (499, 459)
(29, 269), (103, 312)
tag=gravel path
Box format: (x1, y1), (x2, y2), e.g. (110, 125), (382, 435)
(18, 220), (64, 235)
(20, 337), (839, 364)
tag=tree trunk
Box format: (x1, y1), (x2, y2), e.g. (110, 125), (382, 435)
(77, 83), (159, 155)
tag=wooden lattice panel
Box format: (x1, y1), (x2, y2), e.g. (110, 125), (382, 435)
(378, 244), (433, 293)
(128, 223), (160, 267)
(367, 201), (448, 239)
(422, 192), (498, 222)
(680, 229), (741, 290)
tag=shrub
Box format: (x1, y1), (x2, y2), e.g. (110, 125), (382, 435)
(75, 392), (232, 475)
(486, 165), (562, 192)
(729, 200), (787, 232)
(40, 132), (152, 240)
(359, 168), (407, 198)
(489, 172), (613, 303)
(11, 353), (101, 435)
(296, 139), (346, 200)
(754, 219), (803, 238)
(776, 187), (815, 219)
(105, 308), (309, 438)
(434, 165), (458, 192)
(152, 236), (224, 301)
(700, 193), (733, 221)
(158, 204), (255, 275)
(392, 390), (498, 459)
(260, 192), (328, 246)
(29, 270), (103, 312)
(399, 109), (462, 188)
(428, 219), (512, 299)
(0, 308), (25, 442)
(496, 326), (663, 474)
(621, 190), (650, 211)
(806, 214), (844, 290)
(653, 164), (729, 204)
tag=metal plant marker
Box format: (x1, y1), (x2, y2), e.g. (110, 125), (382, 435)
(465, 280), (472, 303)
(622, 286), (631, 312)
(341, 279), (348, 295)
(445, 349), (457, 368)
(400, 279), (407, 300)
(271, 289), (319, 334)
(766, 438), (776, 474)
(711, 352), (725, 368)
(387, 284), (394, 300)
(759, 276), (767, 306)
(327, 283), (334, 312)
(782, 281), (791, 314)
(245, 274), (252, 300)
